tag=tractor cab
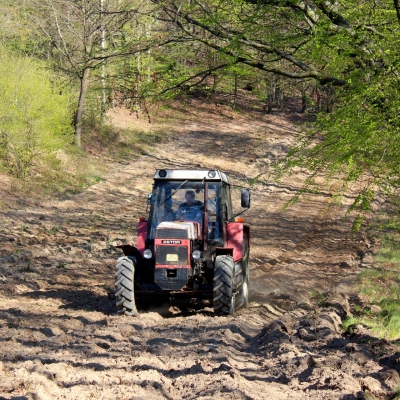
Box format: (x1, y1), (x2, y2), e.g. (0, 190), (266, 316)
(147, 169), (231, 246)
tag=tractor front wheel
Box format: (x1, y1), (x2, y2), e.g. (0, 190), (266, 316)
(115, 256), (138, 316)
(213, 255), (235, 316)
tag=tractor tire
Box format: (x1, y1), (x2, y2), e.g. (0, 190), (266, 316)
(234, 262), (249, 310)
(242, 232), (250, 308)
(234, 233), (250, 310)
(115, 256), (138, 316)
(213, 255), (235, 316)
(234, 263), (245, 309)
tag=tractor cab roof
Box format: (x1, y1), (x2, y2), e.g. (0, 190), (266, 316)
(154, 169), (230, 184)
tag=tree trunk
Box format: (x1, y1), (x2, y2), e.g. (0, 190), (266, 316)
(277, 87), (283, 112)
(316, 89), (321, 112)
(394, 0), (400, 24)
(75, 68), (90, 149)
(100, 0), (106, 123)
(301, 88), (307, 113)
(233, 73), (238, 108)
(263, 94), (273, 113)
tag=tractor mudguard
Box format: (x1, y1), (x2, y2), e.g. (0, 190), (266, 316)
(215, 247), (234, 258)
(115, 244), (143, 262)
(226, 222), (250, 263)
(137, 220), (147, 253)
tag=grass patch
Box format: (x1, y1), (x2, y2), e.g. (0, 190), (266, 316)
(8, 148), (107, 200)
(117, 127), (165, 157)
(311, 289), (328, 307)
(343, 232), (400, 341)
(6, 120), (168, 201)
(82, 121), (166, 160)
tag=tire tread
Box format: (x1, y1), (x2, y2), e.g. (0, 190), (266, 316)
(115, 256), (138, 316)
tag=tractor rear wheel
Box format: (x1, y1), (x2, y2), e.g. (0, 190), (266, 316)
(115, 256), (138, 316)
(213, 255), (235, 316)
(234, 233), (250, 310)
(242, 233), (250, 308)
(234, 263), (245, 309)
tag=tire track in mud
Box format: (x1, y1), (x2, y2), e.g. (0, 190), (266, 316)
(1, 106), (391, 400)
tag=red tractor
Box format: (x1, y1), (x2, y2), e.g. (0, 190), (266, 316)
(114, 169), (251, 316)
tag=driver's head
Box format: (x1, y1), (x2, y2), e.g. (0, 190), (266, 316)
(185, 190), (196, 205)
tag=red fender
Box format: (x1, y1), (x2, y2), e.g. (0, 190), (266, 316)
(226, 222), (250, 263)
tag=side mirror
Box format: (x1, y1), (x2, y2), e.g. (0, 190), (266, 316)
(147, 193), (153, 205)
(241, 189), (251, 208)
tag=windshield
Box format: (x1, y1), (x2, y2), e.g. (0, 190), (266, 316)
(147, 180), (222, 242)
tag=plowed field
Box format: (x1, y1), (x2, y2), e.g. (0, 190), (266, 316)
(1, 101), (399, 400)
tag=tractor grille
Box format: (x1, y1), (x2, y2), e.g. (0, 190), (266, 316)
(156, 245), (188, 265)
(155, 229), (188, 239)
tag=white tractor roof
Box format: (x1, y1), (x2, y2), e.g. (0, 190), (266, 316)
(156, 221), (200, 240)
(154, 169), (230, 184)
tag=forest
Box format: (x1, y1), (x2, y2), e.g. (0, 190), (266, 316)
(1, 0), (400, 223)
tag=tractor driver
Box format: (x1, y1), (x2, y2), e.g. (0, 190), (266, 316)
(175, 190), (203, 223)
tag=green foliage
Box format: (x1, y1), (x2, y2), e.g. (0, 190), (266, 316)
(311, 289), (328, 306)
(272, 1), (400, 223)
(0, 0), (44, 56)
(0, 47), (74, 178)
(149, 0), (400, 224)
(343, 232), (400, 340)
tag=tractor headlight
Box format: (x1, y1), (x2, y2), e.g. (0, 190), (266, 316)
(143, 249), (152, 259)
(192, 250), (201, 259)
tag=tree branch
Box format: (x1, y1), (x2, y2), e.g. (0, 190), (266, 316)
(241, 0), (319, 25)
(88, 38), (191, 63)
(174, 9), (345, 85)
(47, 0), (80, 76)
(158, 62), (235, 95)
(315, 1), (351, 28)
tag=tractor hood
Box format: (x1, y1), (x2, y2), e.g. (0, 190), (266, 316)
(155, 221), (201, 240)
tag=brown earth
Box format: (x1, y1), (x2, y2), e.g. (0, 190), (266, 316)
(1, 99), (399, 400)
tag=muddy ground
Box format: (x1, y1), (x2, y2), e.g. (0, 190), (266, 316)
(1, 100), (399, 399)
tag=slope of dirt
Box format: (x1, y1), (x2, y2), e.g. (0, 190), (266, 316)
(1, 101), (399, 399)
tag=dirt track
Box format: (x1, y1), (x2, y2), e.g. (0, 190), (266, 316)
(1, 102), (399, 399)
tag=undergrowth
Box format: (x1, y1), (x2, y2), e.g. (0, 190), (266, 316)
(6, 121), (167, 201)
(311, 289), (328, 307)
(88, 122), (165, 159)
(343, 231), (400, 341)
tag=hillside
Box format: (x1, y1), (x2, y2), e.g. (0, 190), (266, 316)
(0, 100), (399, 400)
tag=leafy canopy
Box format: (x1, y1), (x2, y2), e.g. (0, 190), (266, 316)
(151, 0), (400, 224)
